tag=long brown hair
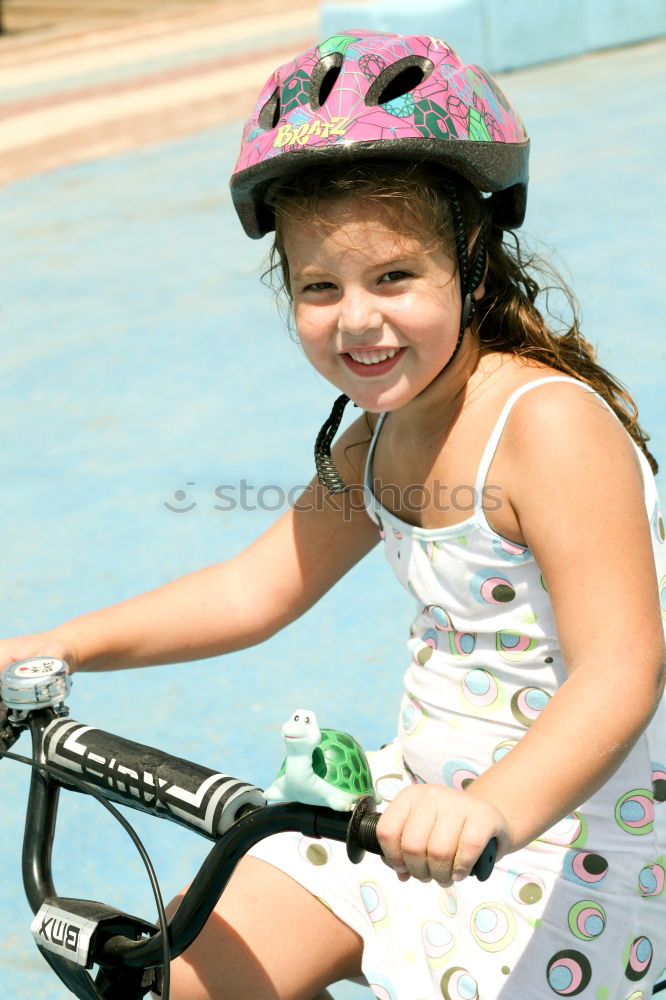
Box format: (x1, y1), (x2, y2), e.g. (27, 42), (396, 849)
(265, 161), (658, 473)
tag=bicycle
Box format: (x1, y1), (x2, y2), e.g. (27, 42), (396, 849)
(0, 656), (497, 1000)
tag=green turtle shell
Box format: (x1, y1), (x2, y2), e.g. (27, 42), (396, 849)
(311, 728), (375, 796)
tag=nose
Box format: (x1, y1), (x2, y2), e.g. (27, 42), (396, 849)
(337, 287), (382, 338)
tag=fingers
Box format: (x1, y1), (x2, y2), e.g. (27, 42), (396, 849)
(451, 823), (496, 882)
(376, 785), (503, 887)
(378, 785), (454, 884)
(376, 787), (418, 882)
(392, 798), (437, 883)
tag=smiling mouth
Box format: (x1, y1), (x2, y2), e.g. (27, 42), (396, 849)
(342, 346), (406, 376)
(346, 347), (399, 365)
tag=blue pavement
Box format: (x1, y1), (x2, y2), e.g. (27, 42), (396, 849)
(1, 36), (665, 999)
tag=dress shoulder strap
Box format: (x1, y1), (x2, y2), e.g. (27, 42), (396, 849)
(473, 376), (594, 527)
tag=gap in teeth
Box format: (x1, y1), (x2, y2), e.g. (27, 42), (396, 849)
(348, 348), (398, 365)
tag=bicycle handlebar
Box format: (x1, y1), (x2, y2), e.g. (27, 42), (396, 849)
(41, 716), (266, 839)
(0, 659), (497, 1000)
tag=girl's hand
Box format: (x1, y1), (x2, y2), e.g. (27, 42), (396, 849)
(0, 633), (79, 675)
(376, 783), (510, 886)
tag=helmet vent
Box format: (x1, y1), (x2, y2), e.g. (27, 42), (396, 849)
(310, 53), (344, 110)
(365, 56), (434, 107)
(258, 88), (281, 130)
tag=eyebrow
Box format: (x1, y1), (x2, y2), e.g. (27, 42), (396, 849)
(373, 256), (418, 270)
(291, 268), (329, 281)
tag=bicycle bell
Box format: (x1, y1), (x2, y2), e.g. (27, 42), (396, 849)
(1, 657), (71, 711)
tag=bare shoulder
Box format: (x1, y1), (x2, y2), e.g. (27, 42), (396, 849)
(329, 410), (376, 489)
(501, 376), (649, 552)
(483, 372), (648, 544)
(501, 377), (633, 459)
(241, 410), (380, 623)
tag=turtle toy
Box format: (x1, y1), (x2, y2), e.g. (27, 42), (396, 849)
(264, 709), (381, 812)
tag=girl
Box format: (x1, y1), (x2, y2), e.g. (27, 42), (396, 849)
(2, 30), (665, 1000)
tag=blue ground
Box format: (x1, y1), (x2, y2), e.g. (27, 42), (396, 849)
(1, 38), (665, 998)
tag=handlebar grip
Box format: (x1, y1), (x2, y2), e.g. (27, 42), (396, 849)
(348, 798), (497, 881)
(41, 718), (265, 839)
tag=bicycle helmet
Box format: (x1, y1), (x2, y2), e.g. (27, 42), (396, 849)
(230, 30), (529, 238)
(230, 31), (530, 492)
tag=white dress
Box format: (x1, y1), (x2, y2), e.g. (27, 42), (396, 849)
(251, 376), (666, 999)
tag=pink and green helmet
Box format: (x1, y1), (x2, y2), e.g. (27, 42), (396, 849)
(231, 30), (530, 238)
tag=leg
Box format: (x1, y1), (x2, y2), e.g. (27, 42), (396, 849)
(163, 855), (364, 1000)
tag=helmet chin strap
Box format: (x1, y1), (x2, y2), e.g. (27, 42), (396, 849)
(313, 198), (486, 495)
(314, 394), (354, 494)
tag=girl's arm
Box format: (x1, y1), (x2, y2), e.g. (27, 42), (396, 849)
(470, 384), (665, 838)
(378, 384), (666, 883)
(0, 416), (379, 673)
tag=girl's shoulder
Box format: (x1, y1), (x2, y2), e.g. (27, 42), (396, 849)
(494, 362), (645, 516)
(498, 365), (628, 451)
(473, 355), (622, 446)
(330, 410), (376, 489)
(472, 357), (645, 543)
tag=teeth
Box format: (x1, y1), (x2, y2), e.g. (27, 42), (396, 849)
(348, 348), (398, 365)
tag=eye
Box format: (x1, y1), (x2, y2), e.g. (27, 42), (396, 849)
(380, 270), (412, 284)
(302, 281), (336, 293)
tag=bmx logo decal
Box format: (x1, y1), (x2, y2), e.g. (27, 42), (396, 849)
(38, 914), (80, 951)
(31, 903), (97, 966)
(41, 718), (266, 838)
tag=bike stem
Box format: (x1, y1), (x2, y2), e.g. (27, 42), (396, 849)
(22, 711), (60, 913)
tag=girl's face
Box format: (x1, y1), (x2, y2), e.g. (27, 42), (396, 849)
(282, 198), (464, 414)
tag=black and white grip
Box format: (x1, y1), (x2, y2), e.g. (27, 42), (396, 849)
(41, 718), (266, 838)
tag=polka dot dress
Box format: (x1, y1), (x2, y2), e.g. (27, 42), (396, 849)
(251, 378), (666, 999)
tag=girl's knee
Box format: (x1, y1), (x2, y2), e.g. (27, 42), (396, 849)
(158, 856), (362, 1000)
